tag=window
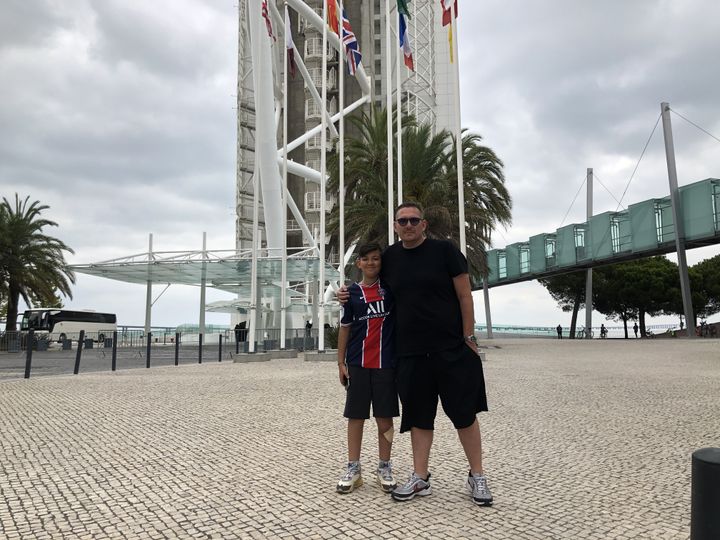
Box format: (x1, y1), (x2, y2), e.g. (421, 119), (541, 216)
(306, 99), (321, 118)
(306, 134), (322, 150)
(305, 37), (323, 57)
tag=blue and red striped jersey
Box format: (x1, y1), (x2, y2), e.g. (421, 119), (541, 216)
(340, 280), (395, 369)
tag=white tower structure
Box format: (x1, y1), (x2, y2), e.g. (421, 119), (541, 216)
(233, 0), (449, 335)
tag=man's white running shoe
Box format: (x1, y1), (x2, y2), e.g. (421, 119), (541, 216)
(390, 472), (431, 501)
(467, 471), (493, 506)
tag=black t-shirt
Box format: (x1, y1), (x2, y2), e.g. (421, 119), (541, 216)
(381, 238), (468, 356)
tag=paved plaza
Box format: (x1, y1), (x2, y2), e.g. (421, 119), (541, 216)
(0, 338), (718, 539)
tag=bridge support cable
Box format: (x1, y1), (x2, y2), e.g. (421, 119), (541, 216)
(661, 102), (695, 338)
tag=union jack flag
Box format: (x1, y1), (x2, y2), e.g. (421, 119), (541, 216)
(341, 8), (362, 76)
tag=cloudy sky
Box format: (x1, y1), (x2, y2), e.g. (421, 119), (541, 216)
(1, 0), (719, 330)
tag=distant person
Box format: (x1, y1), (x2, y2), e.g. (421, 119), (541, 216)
(556, 324), (562, 339)
(600, 324), (607, 339)
(234, 321), (247, 343)
(305, 320), (313, 336)
(336, 243), (398, 495)
(633, 322), (639, 338)
(680, 319), (684, 331)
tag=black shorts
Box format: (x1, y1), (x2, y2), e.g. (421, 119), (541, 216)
(396, 342), (488, 433)
(343, 365), (400, 420)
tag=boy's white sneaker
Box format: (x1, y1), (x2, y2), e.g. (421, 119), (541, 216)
(336, 462), (362, 494)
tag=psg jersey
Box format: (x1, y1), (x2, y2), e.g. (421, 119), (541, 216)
(340, 280), (395, 369)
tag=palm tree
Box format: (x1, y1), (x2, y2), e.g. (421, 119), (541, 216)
(0, 195), (75, 330)
(328, 107), (512, 283)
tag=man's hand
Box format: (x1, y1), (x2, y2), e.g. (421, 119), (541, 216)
(336, 284), (350, 305)
(338, 362), (349, 386)
(465, 339), (479, 355)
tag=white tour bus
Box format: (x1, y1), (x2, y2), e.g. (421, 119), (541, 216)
(20, 309), (117, 342)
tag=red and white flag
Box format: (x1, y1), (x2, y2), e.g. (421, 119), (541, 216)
(262, 0), (276, 40)
(440, 0), (458, 26)
(285, 7), (296, 78)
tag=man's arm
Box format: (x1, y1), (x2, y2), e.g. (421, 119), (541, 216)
(452, 272), (478, 352)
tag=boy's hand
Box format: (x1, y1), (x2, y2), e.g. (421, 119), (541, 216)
(338, 362), (349, 386)
(336, 285), (350, 305)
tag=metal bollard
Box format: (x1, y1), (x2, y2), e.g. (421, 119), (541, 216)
(74, 330), (85, 375)
(146, 333), (152, 368)
(218, 335), (223, 362)
(691, 447), (720, 540)
(174, 332), (180, 366)
(198, 333), (203, 364)
(111, 330), (117, 371)
(24, 329), (34, 379)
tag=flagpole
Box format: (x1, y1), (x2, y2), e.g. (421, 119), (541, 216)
(450, 9), (466, 255)
(319, 0), (328, 352)
(338, 0), (345, 285)
(396, 8), (403, 205)
(249, 162), (259, 353)
(385, 0), (395, 243)
(281, 3), (290, 350)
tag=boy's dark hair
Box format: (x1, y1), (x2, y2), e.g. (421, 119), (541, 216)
(394, 201), (424, 218)
(357, 242), (382, 258)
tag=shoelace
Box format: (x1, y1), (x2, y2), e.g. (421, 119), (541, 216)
(378, 466), (394, 481)
(341, 465), (360, 481)
(472, 475), (489, 493)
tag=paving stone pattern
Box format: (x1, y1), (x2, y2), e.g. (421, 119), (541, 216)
(0, 339), (718, 539)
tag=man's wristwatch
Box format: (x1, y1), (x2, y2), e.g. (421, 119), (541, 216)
(464, 335), (478, 344)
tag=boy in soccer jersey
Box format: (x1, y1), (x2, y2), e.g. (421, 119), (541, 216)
(336, 243), (399, 494)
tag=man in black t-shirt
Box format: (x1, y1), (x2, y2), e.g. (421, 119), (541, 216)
(337, 202), (492, 507)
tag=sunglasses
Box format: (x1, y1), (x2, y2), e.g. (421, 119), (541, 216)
(395, 217), (422, 226)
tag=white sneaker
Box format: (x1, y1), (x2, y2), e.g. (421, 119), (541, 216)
(376, 460), (396, 493)
(467, 471), (493, 506)
(336, 462), (362, 494)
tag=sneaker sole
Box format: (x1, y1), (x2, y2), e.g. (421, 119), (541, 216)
(336, 477), (363, 494)
(376, 477), (396, 493)
(390, 486), (431, 501)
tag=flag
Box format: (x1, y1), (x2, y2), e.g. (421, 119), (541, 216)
(341, 8), (362, 75)
(328, 0), (339, 35)
(399, 13), (414, 71)
(440, 0), (458, 27)
(262, 0), (275, 41)
(285, 8), (296, 78)
(397, 0), (410, 18)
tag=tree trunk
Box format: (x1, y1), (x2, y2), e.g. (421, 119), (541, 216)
(639, 310), (646, 337)
(569, 292), (582, 339)
(5, 286), (20, 332)
(622, 313), (629, 339)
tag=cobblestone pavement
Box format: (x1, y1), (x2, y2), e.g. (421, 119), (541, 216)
(1, 339), (718, 539)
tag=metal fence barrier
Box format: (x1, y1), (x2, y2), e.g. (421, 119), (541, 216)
(0, 327), (322, 379)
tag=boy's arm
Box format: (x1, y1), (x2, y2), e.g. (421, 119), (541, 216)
(337, 325), (351, 385)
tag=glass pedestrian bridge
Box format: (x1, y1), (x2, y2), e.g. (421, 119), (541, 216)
(486, 177), (720, 287)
